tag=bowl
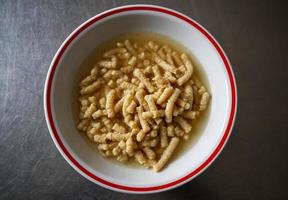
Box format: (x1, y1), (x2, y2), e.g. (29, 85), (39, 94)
(44, 4), (237, 194)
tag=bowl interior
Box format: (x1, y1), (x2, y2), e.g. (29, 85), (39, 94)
(50, 10), (231, 188)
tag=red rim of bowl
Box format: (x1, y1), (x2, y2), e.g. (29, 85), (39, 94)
(44, 5), (237, 193)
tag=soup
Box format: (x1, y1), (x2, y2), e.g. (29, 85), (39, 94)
(72, 32), (211, 172)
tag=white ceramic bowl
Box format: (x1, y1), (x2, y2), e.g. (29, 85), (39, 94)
(44, 5), (237, 194)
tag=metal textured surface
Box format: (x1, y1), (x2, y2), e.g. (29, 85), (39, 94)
(0, 0), (288, 199)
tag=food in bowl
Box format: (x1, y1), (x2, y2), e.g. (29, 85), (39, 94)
(77, 32), (210, 172)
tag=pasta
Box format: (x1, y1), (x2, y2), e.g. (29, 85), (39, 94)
(177, 53), (194, 86)
(153, 137), (180, 172)
(77, 36), (210, 172)
(165, 88), (181, 123)
(106, 89), (116, 118)
(157, 87), (174, 105)
(80, 79), (102, 95)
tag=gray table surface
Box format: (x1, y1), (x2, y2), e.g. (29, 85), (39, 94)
(1, 0), (288, 199)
